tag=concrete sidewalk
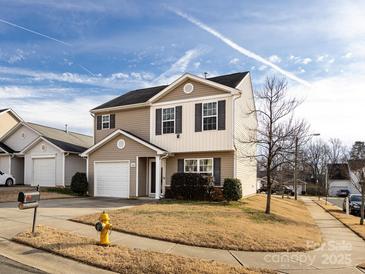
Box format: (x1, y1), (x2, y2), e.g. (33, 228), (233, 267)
(0, 197), (364, 273)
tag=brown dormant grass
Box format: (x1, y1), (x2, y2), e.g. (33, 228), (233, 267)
(73, 195), (321, 251)
(316, 200), (365, 240)
(0, 186), (73, 203)
(14, 226), (271, 274)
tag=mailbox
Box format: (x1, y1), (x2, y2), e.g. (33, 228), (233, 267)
(18, 191), (40, 210)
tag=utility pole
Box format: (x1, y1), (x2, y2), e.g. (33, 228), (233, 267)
(294, 136), (299, 200)
(325, 166), (328, 205)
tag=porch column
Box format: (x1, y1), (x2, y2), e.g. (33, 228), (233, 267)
(155, 156), (161, 199)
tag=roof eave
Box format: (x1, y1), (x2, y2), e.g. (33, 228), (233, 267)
(91, 102), (149, 114)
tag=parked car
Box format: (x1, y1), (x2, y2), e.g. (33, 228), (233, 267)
(336, 189), (350, 197)
(272, 185), (295, 196)
(343, 194), (363, 216)
(0, 170), (15, 186)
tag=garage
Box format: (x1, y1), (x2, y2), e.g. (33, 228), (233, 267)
(94, 161), (130, 198)
(32, 157), (56, 187)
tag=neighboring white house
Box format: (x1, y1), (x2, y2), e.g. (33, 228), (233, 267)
(328, 163), (360, 196)
(0, 118), (93, 187)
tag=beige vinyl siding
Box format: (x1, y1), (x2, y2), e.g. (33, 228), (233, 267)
(138, 157), (147, 196)
(150, 95), (234, 153)
(64, 154), (86, 186)
(0, 112), (19, 138)
(24, 140), (64, 186)
(3, 125), (39, 152)
(88, 134), (157, 197)
(11, 157), (24, 184)
(156, 79), (227, 103)
(94, 107), (150, 144)
(0, 155), (11, 174)
(234, 75), (257, 196)
(165, 151), (234, 186)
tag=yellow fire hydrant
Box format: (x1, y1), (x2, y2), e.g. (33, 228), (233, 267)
(95, 211), (112, 245)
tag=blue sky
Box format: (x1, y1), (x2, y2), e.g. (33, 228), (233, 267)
(0, 0), (364, 145)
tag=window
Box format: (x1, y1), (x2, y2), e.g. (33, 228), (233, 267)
(184, 158), (213, 176)
(162, 107), (175, 134)
(203, 102), (217, 130)
(102, 114), (110, 129)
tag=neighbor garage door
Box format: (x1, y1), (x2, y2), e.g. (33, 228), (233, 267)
(33, 158), (56, 186)
(94, 161), (130, 198)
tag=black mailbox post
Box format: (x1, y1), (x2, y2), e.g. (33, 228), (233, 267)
(18, 186), (40, 234)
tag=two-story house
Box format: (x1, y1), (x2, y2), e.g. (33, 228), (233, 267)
(81, 72), (257, 199)
(0, 108), (93, 186)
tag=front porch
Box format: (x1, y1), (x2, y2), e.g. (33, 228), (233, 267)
(136, 156), (166, 199)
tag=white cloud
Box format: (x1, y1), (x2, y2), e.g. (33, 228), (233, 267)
(268, 55), (281, 63)
(290, 73), (365, 146)
(229, 58), (240, 65)
(153, 48), (202, 84)
(8, 49), (25, 64)
(301, 58), (312, 65)
(168, 6), (311, 87)
(342, 52), (353, 58)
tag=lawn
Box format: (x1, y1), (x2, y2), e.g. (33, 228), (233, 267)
(73, 195), (321, 251)
(14, 226), (271, 274)
(316, 199), (365, 240)
(0, 186), (77, 203)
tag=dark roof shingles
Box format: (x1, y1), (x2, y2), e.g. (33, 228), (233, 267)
(93, 72), (249, 110)
(44, 137), (88, 153)
(0, 142), (15, 153)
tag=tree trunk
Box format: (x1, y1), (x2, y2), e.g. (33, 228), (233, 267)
(361, 180), (364, 225)
(265, 167), (271, 214)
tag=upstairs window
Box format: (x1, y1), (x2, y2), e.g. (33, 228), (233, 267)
(162, 107), (175, 134)
(203, 102), (217, 130)
(102, 114), (110, 129)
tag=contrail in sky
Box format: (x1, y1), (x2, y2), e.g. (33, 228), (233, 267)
(0, 18), (71, 46)
(167, 6), (311, 87)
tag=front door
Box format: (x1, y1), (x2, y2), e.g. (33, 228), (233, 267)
(150, 161), (156, 194)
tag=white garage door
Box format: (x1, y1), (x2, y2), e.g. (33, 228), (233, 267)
(33, 158), (56, 186)
(95, 161), (129, 198)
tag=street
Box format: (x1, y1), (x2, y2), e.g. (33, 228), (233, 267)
(327, 196), (345, 209)
(0, 255), (46, 274)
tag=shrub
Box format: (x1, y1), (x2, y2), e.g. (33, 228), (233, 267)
(170, 173), (212, 200)
(209, 187), (225, 202)
(223, 178), (242, 202)
(70, 172), (88, 195)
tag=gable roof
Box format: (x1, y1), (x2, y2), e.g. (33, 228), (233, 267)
(27, 123), (93, 149)
(0, 108), (23, 122)
(92, 72), (249, 111)
(44, 137), (89, 153)
(0, 142), (15, 153)
(81, 129), (167, 157)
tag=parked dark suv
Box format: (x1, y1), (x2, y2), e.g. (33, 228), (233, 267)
(343, 194), (363, 216)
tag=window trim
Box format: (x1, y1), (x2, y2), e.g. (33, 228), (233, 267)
(162, 107), (175, 134)
(202, 101), (218, 131)
(183, 158), (214, 176)
(102, 114), (110, 130)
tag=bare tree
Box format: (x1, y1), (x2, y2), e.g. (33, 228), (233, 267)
(328, 138), (348, 164)
(237, 76), (308, 214)
(303, 139), (330, 184)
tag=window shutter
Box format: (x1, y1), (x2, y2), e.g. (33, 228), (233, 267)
(218, 100), (226, 130)
(195, 103), (202, 132)
(96, 116), (102, 130)
(110, 114), (116, 129)
(175, 106), (182, 134)
(178, 159), (184, 173)
(155, 108), (162, 135)
(214, 158), (221, 186)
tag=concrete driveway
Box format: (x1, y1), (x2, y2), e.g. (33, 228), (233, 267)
(0, 197), (153, 240)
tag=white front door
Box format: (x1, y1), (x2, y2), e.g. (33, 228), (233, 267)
(33, 158), (56, 186)
(94, 161), (130, 198)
